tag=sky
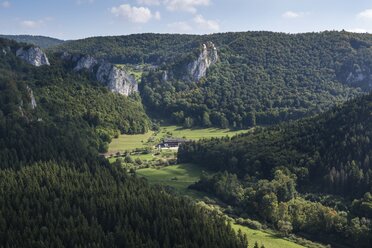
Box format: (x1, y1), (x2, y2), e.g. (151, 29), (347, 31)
(1, 0), (372, 40)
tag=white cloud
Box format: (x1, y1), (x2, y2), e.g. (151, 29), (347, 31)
(111, 4), (160, 24)
(282, 11), (307, 19)
(154, 11), (161, 20)
(20, 20), (44, 29)
(137, 0), (160, 5)
(164, 0), (210, 13)
(167, 21), (192, 32)
(1, 1), (10, 8)
(357, 9), (372, 20)
(168, 14), (219, 33)
(193, 14), (219, 32)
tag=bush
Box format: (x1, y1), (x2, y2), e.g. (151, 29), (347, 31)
(124, 155), (134, 163)
(236, 218), (262, 230)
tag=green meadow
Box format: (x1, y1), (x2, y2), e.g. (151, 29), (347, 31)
(108, 125), (249, 154)
(232, 224), (306, 248)
(159, 125), (249, 140)
(108, 131), (154, 153)
(137, 163), (203, 192)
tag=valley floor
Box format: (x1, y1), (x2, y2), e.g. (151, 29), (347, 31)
(137, 164), (309, 248)
(108, 125), (326, 248)
(108, 125), (249, 155)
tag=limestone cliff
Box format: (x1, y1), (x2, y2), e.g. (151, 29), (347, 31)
(187, 41), (218, 82)
(345, 65), (372, 90)
(68, 54), (138, 96)
(96, 63), (138, 96)
(73, 55), (98, 71)
(16, 46), (50, 67)
(27, 86), (37, 109)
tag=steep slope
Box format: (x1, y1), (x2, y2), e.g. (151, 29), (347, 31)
(51, 33), (199, 64)
(178, 93), (372, 247)
(0, 38), (248, 248)
(0, 38), (149, 168)
(62, 53), (138, 95)
(179, 93), (372, 198)
(0, 34), (64, 48)
(54, 31), (372, 127)
(0, 162), (247, 247)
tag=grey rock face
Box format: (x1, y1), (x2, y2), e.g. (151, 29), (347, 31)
(346, 65), (372, 89)
(96, 63), (138, 96)
(187, 41), (218, 82)
(27, 86), (37, 109)
(74, 55), (98, 71)
(162, 70), (169, 81)
(64, 53), (139, 96)
(16, 47), (50, 67)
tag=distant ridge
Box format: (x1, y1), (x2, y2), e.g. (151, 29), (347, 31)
(0, 34), (64, 48)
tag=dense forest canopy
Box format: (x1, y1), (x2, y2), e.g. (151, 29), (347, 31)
(54, 31), (372, 127)
(0, 162), (247, 247)
(178, 93), (372, 197)
(0, 38), (249, 247)
(0, 38), (150, 168)
(178, 93), (372, 247)
(3, 30), (372, 246)
(0, 34), (65, 48)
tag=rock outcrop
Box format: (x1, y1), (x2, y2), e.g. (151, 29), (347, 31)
(96, 63), (138, 96)
(27, 86), (37, 109)
(345, 65), (372, 89)
(16, 46), (50, 67)
(67, 54), (138, 96)
(74, 55), (98, 71)
(187, 41), (218, 82)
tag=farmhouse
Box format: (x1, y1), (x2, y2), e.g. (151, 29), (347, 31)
(158, 138), (188, 148)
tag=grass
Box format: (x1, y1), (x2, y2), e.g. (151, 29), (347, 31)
(108, 125), (249, 154)
(108, 131), (154, 153)
(137, 163), (203, 193)
(115, 64), (143, 82)
(159, 125), (248, 140)
(232, 223), (306, 248)
(131, 153), (154, 160)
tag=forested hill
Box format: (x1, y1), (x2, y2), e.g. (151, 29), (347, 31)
(51, 33), (199, 64)
(54, 31), (372, 127)
(0, 37), (150, 168)
(179, 92), (372, 198)
(177, 92), (372, 247)
(0, 34), (64, 48)
(0, 38), (248, 247)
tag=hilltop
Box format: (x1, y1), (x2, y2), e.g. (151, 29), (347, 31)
(0, 34), (64, 48)
(54, 31), (372, 127)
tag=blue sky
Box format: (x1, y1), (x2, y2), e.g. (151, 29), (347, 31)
(1, 0), (372, 40)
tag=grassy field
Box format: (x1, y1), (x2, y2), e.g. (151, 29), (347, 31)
(137, 163), (203, 194)
(159, 125), (248, 140)
(108, 131), (154, 153)
(232, 223), (306, 248)
(108, 125), (249, 154)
